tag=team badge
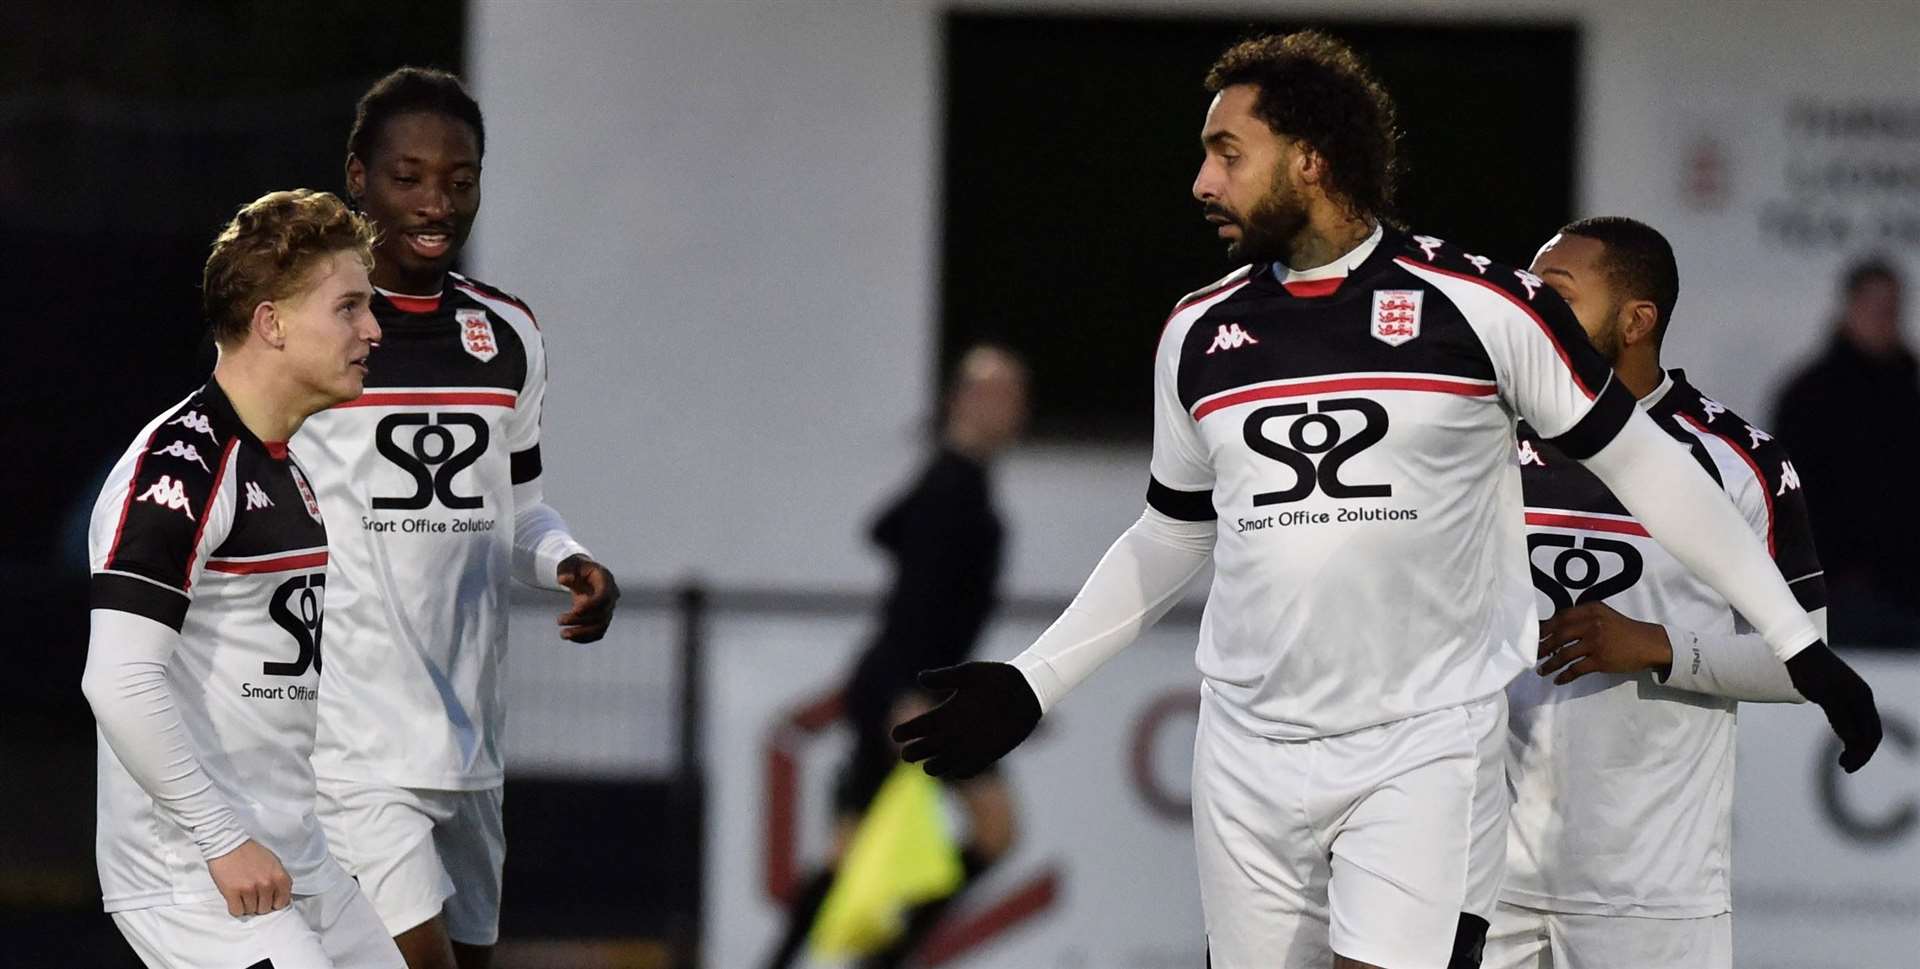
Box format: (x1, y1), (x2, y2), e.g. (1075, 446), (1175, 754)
(457, 309), (499, 362)
(1370, 290), (1423, 346)
(289, 465), (323, 524)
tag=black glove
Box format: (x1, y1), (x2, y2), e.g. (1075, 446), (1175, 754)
(892, 662), (1042, 779)
(1785, 641), (1882, 773)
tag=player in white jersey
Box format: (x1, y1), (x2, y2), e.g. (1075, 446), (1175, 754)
(83, 190), (401, 968)
(893, 33), (1882, 969)
(1486, 219), (1828, 968)
(294, 69), (620, 969)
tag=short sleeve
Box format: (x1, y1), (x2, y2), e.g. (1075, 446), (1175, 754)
(88, 423), (236, 631)
(1146, 308), (1217, 522)
(1403, 260), (1634, 459)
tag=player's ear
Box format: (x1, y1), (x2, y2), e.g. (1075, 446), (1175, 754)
(1623, 300), (1660, 348)
(1292, 142), (1325, 188)
(344, 154), (367, 206)
(249, 300), (286, 350)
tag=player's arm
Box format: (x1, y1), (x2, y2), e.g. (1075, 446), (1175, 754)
(1659, 437), (1828, 701)
(896, 309), (1216, 778)
(1457, 267), (1877, 769)
(505, 317), (618, 641)
(82, 444), (291, 914)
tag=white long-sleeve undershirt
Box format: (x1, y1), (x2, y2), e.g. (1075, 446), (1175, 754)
(1658, 606), (1826, 703)
(80, 609), (250, 862)
(1009, 509), (1215, 713)
(1578, 408), (1822, 663)
(512, 480), (591, 591)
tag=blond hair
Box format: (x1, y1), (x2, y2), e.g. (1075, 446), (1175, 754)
(203, 189), (375, 345)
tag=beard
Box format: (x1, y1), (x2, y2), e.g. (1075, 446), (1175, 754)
(1590, 299), (1629, 365)
(1213, 165), (1310, 265)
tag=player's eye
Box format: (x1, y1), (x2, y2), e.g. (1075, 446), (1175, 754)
(393, 175), (420, 185)
(453, 180), (476, 192)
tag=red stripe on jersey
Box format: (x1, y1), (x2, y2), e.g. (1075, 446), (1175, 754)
(1282, 277), (1342, 298)
(1677, 412), (1776, 556)
(334, 391), (518, 409)
(1525, 511), (1650, 537)
(105, 436), (156, 572)
(205, 550), (329, 575)
(384, 292), (442, 314)
(183, 440), (239, 589)
(1192, 376), (1496, 421)
(263, 441), (288, 459)
(1395, 257), (1596, 400)
(454, 283), (538, 328)
(1158, 279), (1253, 356)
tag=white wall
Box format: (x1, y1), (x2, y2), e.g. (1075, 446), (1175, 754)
(468, 0), (1920, 598)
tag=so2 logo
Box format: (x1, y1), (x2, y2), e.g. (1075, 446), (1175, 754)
(1242, 397), (1391, 505)
(373, 413), (488, 510)
(265, 574), (324, 677)
(1528, 533), (1643, 611)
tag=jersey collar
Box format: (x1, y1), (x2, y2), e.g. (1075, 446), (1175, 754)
(376, 286), (444, 314)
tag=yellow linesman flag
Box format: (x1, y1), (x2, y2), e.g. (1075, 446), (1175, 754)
(808, 763), (964, 958)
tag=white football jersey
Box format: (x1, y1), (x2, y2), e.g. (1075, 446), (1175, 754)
(1504, 371), (1823, 916)
(296, 274), (553, 790)
(1149, 228), (1637, 740)
(89, 381), (343, 911)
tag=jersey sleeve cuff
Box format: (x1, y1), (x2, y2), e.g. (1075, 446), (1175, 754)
(1146, 477), (1216, 522)
(1545, 375), (1636, 460)
(90, 572), (190, 631)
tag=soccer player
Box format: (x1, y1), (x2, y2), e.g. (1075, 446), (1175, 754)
(83, 189), (399, 968)
(293, 69), (620, 969)
(893, 33), (1881, 969)
(1488, 218), (1826, 967)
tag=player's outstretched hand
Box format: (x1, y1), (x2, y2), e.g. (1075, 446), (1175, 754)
(207, 839), (292, 918)
(1536, 602), (1674, 683)
(1785, 642), (1882, 773)
(892, 662), (1041, 779)
(556, 554), (620, 643)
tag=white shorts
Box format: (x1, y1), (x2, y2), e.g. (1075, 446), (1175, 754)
(111, 873), (403, 969)
(1193, 687), (1507, 969)
(316, 779), (506, 946)
(1483, 900), (1731, 969)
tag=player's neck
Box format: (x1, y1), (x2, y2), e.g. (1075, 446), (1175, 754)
(371, 264), (448, 298)
(212, 350), (325, 443)
(1615, 350), (1664, 400)
(1282, 207), (1376, 272)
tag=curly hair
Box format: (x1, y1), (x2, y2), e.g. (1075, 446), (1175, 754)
(1205, 31), (1400, 220)
(347, 67), (485, 163)
(203, 190), (376, 345)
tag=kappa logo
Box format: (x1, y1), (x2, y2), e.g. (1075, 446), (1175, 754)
(245, 481), (274, 511)
(456, 309), (498, 362)
(1517, 439), (1546, 467)
(1463, 253), (1492, 275)
(1206, 323), (1260, 355)
(168, 410), (216, 440)
(1745, 424), (1772, 449)
(152, 439), (210, 471)
(138, 475), (195, 519)
(1700, 397), (1727, 422)
(1412, 234), (1445, 261)
(289, 466), (323, 523)
(1513, 270), (1545, 301)
(1778, 460), (1802, 496)
(1370, 290), (1423, 346)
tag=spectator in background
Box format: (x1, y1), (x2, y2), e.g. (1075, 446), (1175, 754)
(1774, 259), (1920, 647)
(762, 345), (1030, 969)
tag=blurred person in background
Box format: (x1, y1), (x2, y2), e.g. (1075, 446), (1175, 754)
(83, 190), (400, 968)
(894, 31), (1878, 969)
(762, 345), (1029, 969)
(1492, 217), (1826, 968)
(1772, 259), (1920, 646)
(294, 68), (621, 969)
